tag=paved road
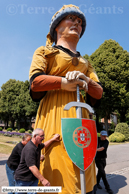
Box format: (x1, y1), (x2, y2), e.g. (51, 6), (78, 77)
(0, 154), (9, 194)
(96, 143), (129, 194)
(0, 143), (129, 194)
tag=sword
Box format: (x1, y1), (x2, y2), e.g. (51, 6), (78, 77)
(64, 85), (94, 194)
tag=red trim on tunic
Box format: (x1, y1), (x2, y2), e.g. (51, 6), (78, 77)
(87, 79), (103, 99)
(31, 75), (62, 92)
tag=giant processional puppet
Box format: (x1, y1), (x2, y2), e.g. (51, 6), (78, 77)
(29, 4), (103, 194)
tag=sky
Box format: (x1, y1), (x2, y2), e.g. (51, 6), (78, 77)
(0, 0), (129, 89)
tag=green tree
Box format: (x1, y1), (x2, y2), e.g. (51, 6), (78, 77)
(0, 79), (21, 128)
(16, 80), (39, 129)
(85, 39), (129, 130)
(0, 79), (39, 129)
(83, 54), (89, 60)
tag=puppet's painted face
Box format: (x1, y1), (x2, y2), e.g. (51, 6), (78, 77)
(55, 15), (82, 40)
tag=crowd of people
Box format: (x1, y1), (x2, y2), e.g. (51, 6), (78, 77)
(5, 4), (113, 194)
(6, 129), (113, 194)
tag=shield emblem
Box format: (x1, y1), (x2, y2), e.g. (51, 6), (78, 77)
(61, 118), (97, 171)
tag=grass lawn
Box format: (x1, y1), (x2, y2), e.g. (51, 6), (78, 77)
(0, 144), (15, 154)
(0, 135), (22, 155)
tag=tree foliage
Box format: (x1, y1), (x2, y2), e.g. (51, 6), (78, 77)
(85, 39), (129, 125)
(0, 79), (39, 129)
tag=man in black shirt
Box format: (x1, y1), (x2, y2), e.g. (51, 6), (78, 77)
(14, 128), (60, 192)
(95, 130), (113, 194)
(6, 134), (32, 191)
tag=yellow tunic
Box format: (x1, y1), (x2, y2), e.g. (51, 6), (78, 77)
(29, 46), (99, 194)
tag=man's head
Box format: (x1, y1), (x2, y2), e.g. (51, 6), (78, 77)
(22, 134), (32, 146)
(100, 130), (108, 141)
(32, 128), (45, 145)
(49, 4), (86, 42)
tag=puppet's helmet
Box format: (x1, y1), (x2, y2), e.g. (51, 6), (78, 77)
(49, 4), (86, 42)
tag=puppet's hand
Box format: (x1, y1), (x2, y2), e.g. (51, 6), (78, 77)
(66, 71), (81, 80)
(61, 77), (88, 91)
(66, 71), (89, 84)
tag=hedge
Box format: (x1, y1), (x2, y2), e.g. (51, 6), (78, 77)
(109, 132), (125, 142)
(115, 123), (129, 141)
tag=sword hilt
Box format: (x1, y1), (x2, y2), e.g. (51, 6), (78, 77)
(64, 85), (94, 114)
(64, 101), (94, 113)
